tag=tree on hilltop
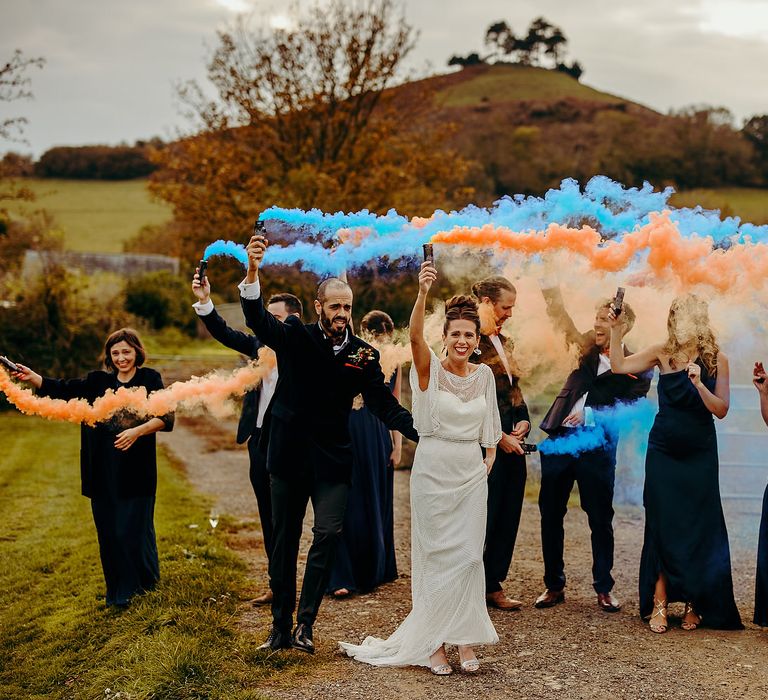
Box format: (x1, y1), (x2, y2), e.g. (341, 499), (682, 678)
(453, 16), (582, 79)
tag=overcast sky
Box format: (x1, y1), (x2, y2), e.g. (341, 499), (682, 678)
(3, 0), (768, 157)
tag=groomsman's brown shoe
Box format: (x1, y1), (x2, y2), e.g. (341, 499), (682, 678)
(534, 589), (565, 609)
(251, 590), (273, 606)
(486, 590), (523, 610)
(597, 592), (621, 612)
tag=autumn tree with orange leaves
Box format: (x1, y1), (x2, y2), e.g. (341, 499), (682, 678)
(149, 0), (473, 269)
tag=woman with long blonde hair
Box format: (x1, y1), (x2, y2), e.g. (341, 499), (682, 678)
(609, 294), (742, 633)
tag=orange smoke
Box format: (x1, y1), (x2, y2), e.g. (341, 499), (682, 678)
(431, 212), (768, 293)
(0, 349), (276, 426)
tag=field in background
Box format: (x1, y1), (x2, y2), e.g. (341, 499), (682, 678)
(5, 178), (172, 253)
(670, 187), (768, 224)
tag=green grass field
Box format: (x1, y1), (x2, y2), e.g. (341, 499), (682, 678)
(436, 64), (626, 108)
(0, 413), (302, 699)
(5, 178), (171, 253)
(670, 187), (768, 225)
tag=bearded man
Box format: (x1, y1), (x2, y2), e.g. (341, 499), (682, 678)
(240, 233), (418, 654)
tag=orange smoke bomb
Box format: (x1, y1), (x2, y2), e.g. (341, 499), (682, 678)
(0, 349), (277, 426)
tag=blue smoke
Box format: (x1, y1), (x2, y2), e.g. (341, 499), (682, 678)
(538, 399), (657, 457)
(202, 240), (249, 265)
(203, 176), (768, 274)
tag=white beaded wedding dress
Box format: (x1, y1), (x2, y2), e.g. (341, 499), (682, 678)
(340, 350), (502, 667)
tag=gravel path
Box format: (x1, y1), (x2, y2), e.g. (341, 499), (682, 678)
(161, 421), (768, 700)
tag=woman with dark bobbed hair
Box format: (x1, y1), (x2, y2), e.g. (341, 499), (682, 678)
(12, 328), (174, 608)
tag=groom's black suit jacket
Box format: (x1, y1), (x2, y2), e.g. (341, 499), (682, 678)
(539, 287), (651, 435)
(241, 294), (418, 483)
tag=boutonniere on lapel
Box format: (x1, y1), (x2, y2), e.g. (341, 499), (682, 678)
(345, 346), (376, 370)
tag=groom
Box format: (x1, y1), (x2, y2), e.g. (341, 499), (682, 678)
(240, 233), (418, 653)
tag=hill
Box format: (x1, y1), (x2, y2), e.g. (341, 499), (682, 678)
(402, 64), (757, 203)
(432, 63), (628, 108)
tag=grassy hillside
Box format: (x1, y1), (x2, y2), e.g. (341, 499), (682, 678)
(435, 64), (626, 108)
(5, 178), (172, 253)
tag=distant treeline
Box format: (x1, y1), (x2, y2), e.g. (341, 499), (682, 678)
(1, 139), (162, 180)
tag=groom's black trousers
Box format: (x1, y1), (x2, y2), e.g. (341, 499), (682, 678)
(269, 470), (349, 632)
(539, 432), (618, 595)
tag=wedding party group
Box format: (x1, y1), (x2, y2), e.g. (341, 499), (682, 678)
(9, 230), (768, 678)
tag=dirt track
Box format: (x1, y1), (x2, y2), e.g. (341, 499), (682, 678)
(161, 418), (768, 700)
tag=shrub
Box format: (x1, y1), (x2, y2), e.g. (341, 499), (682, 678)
(0, 265), (128, 379)
(124, 270), (196, 335)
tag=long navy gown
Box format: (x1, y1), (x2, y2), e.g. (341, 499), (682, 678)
(328, 370), (398, 594)
(639, 363), (742, 629)
(754, 486), (768, 625)
(39, 367), (174, 607)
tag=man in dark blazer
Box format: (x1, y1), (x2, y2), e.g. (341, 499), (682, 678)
(470, 276), (531, 611)
(192, 272), (302, 605)
(535, 285), (651, 613)
(240, 233), (418, 654)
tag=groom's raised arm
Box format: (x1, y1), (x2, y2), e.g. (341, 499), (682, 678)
(239, 233), (292, 353)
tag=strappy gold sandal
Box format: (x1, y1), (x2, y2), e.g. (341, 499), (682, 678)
(649, 598), (668, 633)
(682, 602), (700, 631)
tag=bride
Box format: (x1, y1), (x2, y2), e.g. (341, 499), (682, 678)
(340, 260), (502, 675)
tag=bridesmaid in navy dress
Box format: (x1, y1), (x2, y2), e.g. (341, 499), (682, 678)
(12, 328), (174, 607)
(328, 311), (402, 597)
(609, 294), (742, 632)
(752, 360), (768, 626)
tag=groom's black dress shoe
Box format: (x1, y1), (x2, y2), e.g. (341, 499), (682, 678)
(291, 624), (315, 654)
(257, 627), (291, 651)
(534, 589), (565, 609)
(597, 592), (622, 612)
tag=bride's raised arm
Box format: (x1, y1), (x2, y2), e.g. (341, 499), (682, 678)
(410, 260), (437, 391)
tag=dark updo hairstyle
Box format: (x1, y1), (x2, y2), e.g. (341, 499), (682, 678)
(471, 276), (516, 303)
(443, 295), (481, 335)
(104, 328), (146, 372)
(361, 310), (394, 338)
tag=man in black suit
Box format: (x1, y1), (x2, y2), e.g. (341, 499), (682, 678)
(192, 271), (303, 605)
(470, 276), (531, 611)
(240, 234), (418, 653)
(535, 285), (651, 613)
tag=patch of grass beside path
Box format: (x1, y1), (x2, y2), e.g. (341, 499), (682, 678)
(0, 413), (304, 700)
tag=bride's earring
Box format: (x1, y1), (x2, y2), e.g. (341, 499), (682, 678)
(473, 347), (482, 355)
